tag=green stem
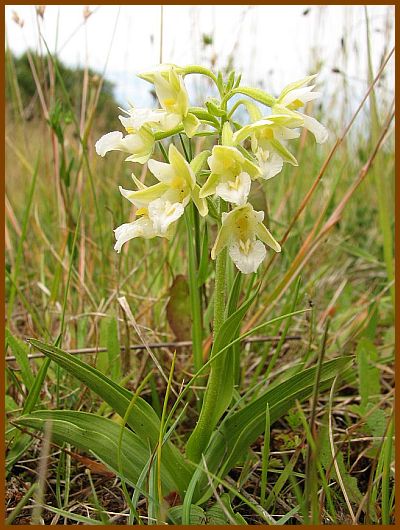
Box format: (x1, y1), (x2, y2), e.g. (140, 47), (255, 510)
(186, 201), (227, 462)
(221, 87), (276, 111)
(188, 107), (220, 128)
(226, 99), (247, 120)
(179, 133), (190, 162)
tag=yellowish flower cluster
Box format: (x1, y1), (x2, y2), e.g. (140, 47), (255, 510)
(96, 65), (328, 273)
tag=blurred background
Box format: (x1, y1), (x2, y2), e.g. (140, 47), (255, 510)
(4, 4), (395, 341)
(5, 5), (395, 123)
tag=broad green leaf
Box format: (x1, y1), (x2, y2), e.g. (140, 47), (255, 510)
(193, 356), (353, 501)
(98, 317), (121, 380)
(27, 339), (192, 496)
(97, 319), (110, 375)
(207, 494), (247, 525)
(15, 410), (177, 494)
(169, 495), (246, 525)
(28, 338), (160, 440)
(6, 432), (33, 471)
(22, 358), (51, 414)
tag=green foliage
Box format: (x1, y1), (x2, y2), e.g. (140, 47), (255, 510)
(15, 410), (177, 493)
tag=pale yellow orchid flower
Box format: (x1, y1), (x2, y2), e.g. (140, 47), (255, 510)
(95, 109), (155, 163)
(232, 115), (301, 180)
(273, 75), (329, 144)
(199, 135), (261, 206)
(211, 203), (281, 274)
(113, 199), (181, 253)
(119, 144), (208, 228)
(140, 65), (200, 137)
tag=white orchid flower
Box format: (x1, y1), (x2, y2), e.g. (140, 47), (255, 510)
(95, 111), (155, 164)
(215, 171), (252, 206)
(211, 203), (281, 274)
(254, 148), (284, 181)
(140, 65), (200, 137)
(273, 75), (329, 144)
(199, 145), (261, 205)
(119, 144), (208, 221)
(277, 74), (321, 109)
(113, 200), (180, 253)
(230, 115), (301, 181)
(119, 107), (167, 131)
(147, 198), (185, 234)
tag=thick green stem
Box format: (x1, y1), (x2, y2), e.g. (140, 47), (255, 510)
(186, 247), (227, 462)
(186, 199), (228, 462)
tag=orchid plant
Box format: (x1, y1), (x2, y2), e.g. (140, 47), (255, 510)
(15, 64), (338, 525)
(95, 63), (328, 463)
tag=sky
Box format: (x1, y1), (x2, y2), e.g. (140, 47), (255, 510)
(5, 5), (395, 113)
